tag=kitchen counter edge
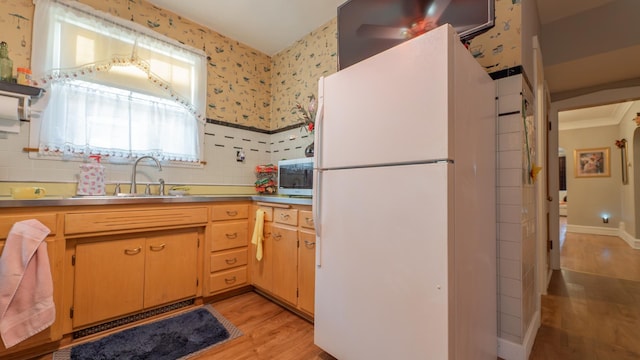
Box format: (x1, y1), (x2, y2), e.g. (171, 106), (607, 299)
(0, 195), (312, 208)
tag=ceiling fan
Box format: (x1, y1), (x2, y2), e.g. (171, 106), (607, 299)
(356, 0), (453, 40)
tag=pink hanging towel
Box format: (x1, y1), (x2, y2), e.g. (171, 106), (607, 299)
(0, 219), (54, 348)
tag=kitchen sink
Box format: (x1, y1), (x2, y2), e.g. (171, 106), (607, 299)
(69, 193), (184, 200)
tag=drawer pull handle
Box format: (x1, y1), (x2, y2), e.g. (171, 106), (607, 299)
(226, 210), (238, 216)
(224, 276), (237, 284)
(124, 247), (142, 255)
(226, 232), (238, 239)
(149, 243), (166, 251)
(273, 233), (282, 240)
(225, 257), (238, 265)
(304, 240), (316, 247)
(280, 213), (290, 220)
(305, 217), (314, 225)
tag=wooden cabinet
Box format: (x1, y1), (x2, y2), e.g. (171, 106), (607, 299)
(206, 203), (250, 295)
(0, 212), (63, 357)
(250, 203), (316, 317)
(65, 206), (205, 330)
(271, 223), (298, 305)
(72, 229), (199, 328)
(298, 229), (316, 315)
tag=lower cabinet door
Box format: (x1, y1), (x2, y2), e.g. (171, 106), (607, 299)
(73, 238), (145, 328)
(298, 229), (316, 315)
(271, 224), (298, 305)
(144, 229), (199, 308)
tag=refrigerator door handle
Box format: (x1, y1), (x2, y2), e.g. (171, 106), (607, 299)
(313, 169), (322, 268)
(315, 77), (325, 169)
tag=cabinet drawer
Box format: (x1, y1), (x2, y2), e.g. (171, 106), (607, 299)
(211, 221), (248, 251)
(211, 204), (249, 221)
(298, 210), (314, 229)
(209, 267), (247, 292)
(65, 207), (207, 235)
(256, 206), (273, 222)
(211, 248), (248, 272)
(0, 213), (58, 239)
(274, 208), (298, 226)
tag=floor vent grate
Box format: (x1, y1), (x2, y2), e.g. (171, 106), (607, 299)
(72, 298), (195, 339)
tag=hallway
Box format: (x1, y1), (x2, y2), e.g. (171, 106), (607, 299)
(529, 219), (640, 359)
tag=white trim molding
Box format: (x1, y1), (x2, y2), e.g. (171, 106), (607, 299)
(618, 222), (640, 249)
(565, 223), (640, 249)
(498, 310), (541, 360)
(565, 225), (619, 237)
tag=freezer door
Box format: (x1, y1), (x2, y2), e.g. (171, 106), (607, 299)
(314, 163), (453, 359)
(317, 25), (454, 170)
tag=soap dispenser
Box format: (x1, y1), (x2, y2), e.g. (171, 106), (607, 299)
(77, 155), (106, 196)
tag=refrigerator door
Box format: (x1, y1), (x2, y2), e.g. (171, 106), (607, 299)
(314, 162), (453, 359)
(316, 25), (455, 170)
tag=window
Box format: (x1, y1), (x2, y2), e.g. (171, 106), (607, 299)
(30, 0), (207, 163)
(559, 155), (567, 191)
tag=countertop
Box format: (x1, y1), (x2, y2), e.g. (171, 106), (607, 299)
(0, 194), (312, 208)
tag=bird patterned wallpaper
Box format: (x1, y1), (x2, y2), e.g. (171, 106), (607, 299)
(0, 0), (520, 132)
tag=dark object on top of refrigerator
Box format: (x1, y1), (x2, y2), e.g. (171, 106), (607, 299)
(337, 0), (495, 70)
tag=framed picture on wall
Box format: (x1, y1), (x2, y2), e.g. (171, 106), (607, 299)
(574, 147), (610, 178)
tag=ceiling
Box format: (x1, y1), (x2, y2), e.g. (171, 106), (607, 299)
(148, 0), (640, 125)
(147, 0), (348, 56)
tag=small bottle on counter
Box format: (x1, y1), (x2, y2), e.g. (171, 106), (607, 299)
(0, 41), (13, 82)
(16, 67), (32, 85)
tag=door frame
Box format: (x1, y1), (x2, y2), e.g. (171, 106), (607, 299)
(548, 86), (640, 269)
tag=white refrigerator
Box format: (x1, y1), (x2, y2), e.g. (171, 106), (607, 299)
(313, 25), (496, 360)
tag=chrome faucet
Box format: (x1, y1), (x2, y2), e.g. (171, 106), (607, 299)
(130, 156), (162, 194)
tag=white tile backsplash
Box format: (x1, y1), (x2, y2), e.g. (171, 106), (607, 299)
(1, 122), (281, 186)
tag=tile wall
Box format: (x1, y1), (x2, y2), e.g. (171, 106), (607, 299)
(0, 121), (312, 191)
(495, 73), (538, 345)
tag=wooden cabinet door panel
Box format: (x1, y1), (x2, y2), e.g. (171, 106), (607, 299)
(298, 230), (316, 315)
(211, 204), (249, 221)
(73, 238), (145, 327)
(211, 248), (248, 273)
(211, 221), (248, 251)
(144, 229), (198, 309)
(271, 224), (298, 305)
(209, 267), (248, 292)
(274, 209), (298, 226)
(298, 210), (315, 229)
(250, 223), (273, 291)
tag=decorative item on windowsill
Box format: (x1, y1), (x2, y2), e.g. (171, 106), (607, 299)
(293, 94), (316, 157)
(255, 164), (278, 194)
(634, 113), (640, 127)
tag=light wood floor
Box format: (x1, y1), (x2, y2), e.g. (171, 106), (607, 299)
(193, 292), (335, 360)
(529, 217), (640, 359)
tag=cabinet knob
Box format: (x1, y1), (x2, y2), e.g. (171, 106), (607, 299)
(224, 276), (237, 284)
(305, 217), (314, 226)
(272, 233), (282, 240)
(225, 232), (238, 239)
(304, 240), (316, 247)
(280, 213), (290, 220)
(124, 247), (142, 255)
(225, 257), (238, 265)
(226, 210), (238, 217)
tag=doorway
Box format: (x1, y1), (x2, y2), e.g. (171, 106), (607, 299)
(548, 87), (640, 269)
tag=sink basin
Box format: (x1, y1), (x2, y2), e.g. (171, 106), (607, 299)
(70, 193), (183, 200)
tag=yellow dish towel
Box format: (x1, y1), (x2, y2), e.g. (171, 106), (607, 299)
(251, 209), (265, 261)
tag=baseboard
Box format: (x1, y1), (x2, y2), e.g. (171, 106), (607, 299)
(565, 224), (619, 236)
(618, 227), (640, 249)
(497, 310), (540, 360)
(566, 224), (640, 249)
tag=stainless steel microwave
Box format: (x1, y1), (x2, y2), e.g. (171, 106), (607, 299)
(278, 158), (313, 196)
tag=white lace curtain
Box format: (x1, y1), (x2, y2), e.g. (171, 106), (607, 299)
(30, 0), (207, 162)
